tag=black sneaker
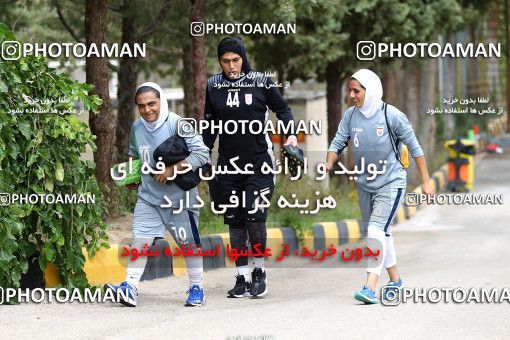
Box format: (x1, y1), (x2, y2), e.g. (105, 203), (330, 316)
(249, 268), (267, 298)
(227, 275), (252, 298)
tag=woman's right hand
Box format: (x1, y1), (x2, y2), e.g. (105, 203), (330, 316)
(325, 162), (334, 173)
(325, 151), (339, 173)
(326, 162), (333, 172)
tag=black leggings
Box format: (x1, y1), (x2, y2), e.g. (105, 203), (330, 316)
(228, 222), (267, 267)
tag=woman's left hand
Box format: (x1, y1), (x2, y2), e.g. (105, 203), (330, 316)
(154, 165), (174, 184)
(421, 180), (434, 196)
(284, 135), (298, 147)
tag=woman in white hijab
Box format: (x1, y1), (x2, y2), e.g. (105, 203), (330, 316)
(350, 69), (383, 119)
(326, 69), (434, 304)
(137, 82), (169, 132)
(105, 82), (210, 307)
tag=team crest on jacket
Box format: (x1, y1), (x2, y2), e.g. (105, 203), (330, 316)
(245, 93), (252, 105)
(376, 124), (384, 137)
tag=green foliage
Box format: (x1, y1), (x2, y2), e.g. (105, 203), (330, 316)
(226, 0), (493, 81)
(118, 186), (138, 214)
(0, 24), (108, 292)
(219, 0), (349, 81)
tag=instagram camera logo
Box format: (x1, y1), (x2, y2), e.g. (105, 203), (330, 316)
(0, 193), (11, 206)
(190, 22), (205, 36)
(177, 118), (197, 138)
(381, 285), (401, 306)
(356, 41), (376, 61)
(2, 41), (21, 60)
(405, 192), (419, 207)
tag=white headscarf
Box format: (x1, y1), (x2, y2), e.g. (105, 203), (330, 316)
(135, 82), (169, 132)
(351, 69), (383, 119)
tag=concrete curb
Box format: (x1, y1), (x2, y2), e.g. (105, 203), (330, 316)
(43, 228), (299, 285)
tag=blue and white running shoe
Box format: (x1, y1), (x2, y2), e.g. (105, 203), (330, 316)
(383, 278), (403, 301)
(185, 285), (205, 307)
(354, 286), (379, 304)
(104, 281), (138, 307)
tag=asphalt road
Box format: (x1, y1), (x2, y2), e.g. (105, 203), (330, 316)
(1, 145), (509, 340)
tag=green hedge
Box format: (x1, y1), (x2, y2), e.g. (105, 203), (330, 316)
(0, 24), (108, 292)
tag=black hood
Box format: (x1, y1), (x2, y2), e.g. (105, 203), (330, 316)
(217, 37), (252, 78)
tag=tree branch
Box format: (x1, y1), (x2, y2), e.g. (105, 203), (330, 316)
(146, 45), (178, 55)
(108, 62), (120, 73)
(56, 4), (119, 72)
(56, 4), (84, 43)
(137, 0), (173, 41)
(107, 4), (122, 12)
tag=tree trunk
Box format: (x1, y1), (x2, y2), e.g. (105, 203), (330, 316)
(418, 59), (437, 158)
(383, 60), (406, 107)
(115, 0), (173, 155)
(401, 60), (420, 187)
(85, 0), (118, 209)
(116, 6), (139, 159)
(278, 68), (285, 161)
(326, 60), (342, 143)
(442, 34), (456, 139)
(467, 24), (481, 99)
(505, 0), (510, 132)
(382, 66), (397, 105)
(181, 40), (195, 118)
(190, 0), (206, 121)
(402, 61), (419, 127)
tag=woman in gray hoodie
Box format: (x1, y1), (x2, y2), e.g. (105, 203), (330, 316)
(326, 69), (433, 304)
(105, 82), (210, 307)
